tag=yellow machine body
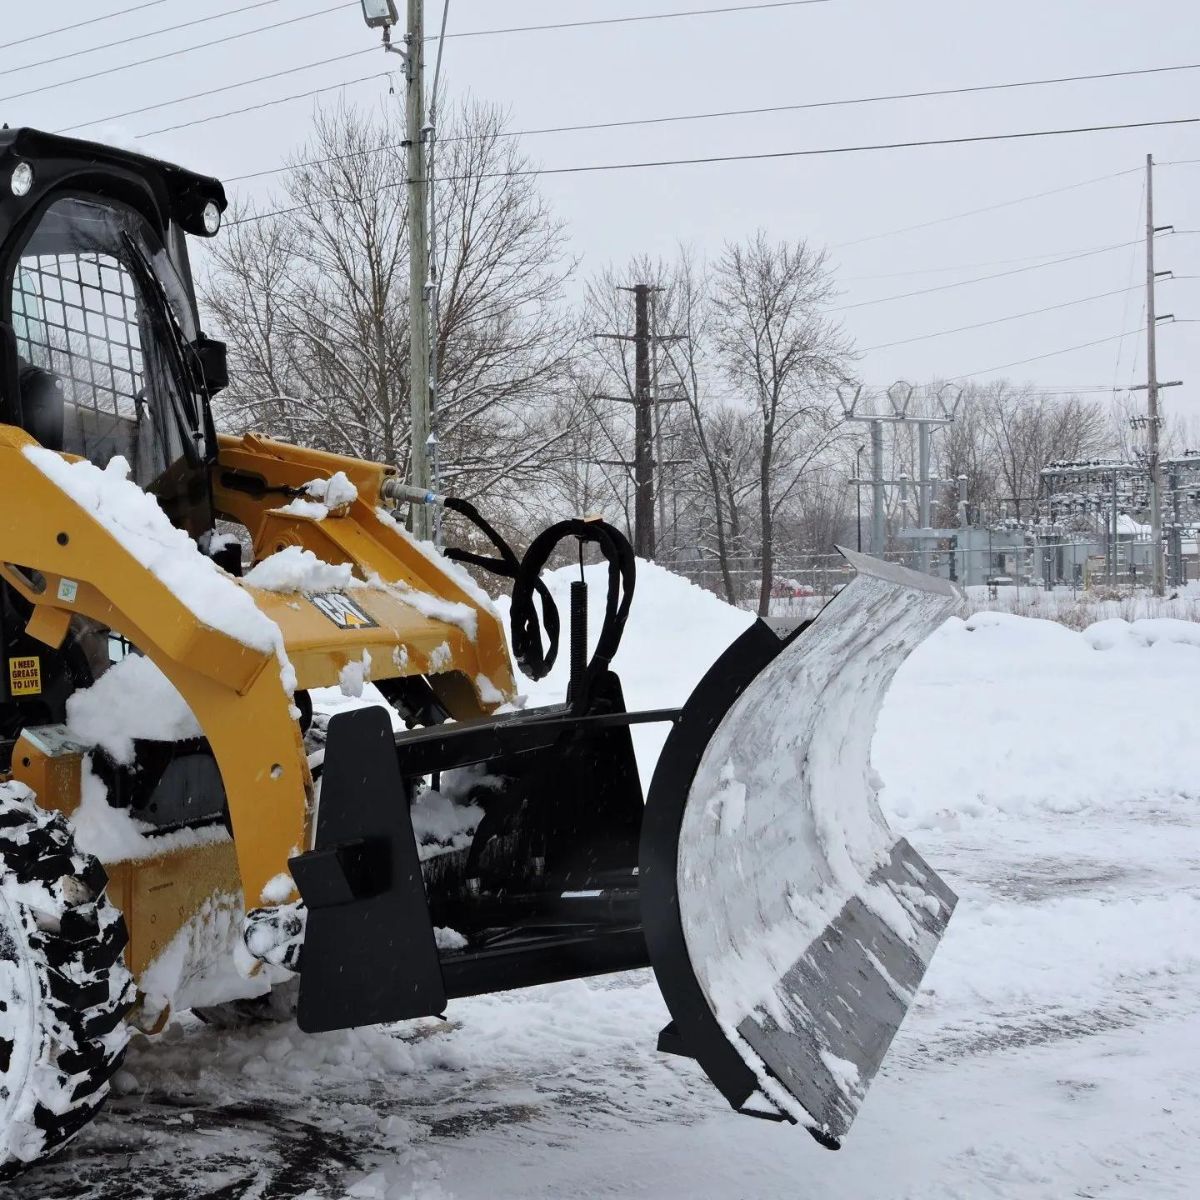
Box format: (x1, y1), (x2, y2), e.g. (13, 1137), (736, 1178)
(0, 421), (515, 1012)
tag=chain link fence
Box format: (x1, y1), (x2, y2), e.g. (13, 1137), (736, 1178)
(664, 535), (1199, 620)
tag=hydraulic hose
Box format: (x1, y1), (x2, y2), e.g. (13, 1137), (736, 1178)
(381, 481), (635, 686)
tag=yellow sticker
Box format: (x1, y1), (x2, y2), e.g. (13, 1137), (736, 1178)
(8, 656), (42, 697)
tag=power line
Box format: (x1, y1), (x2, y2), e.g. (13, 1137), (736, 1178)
(830, 241), (1142, 313)
(2, 0), (300, 79)
(860, 285), (1147, 352)
(842, 244), (1132, 281)
(952, 327), (1148, 381)
(1111, 173), (1147, 396)
(141, 71), (385, 139)
(58, 49), (375, 135)
(227, 117), (1200, 225)
(94, 5), (826, 141)
(440, 1), (832, 40)
(0, 0), (170, 53)
(447, 60), (1200, 138)
(858, 383), (1133, 394)
(10, 0), (826, 111)
(3, 4), (356, 109)
(834, 168), (1141, 250)
(222, 63), (1197, 185)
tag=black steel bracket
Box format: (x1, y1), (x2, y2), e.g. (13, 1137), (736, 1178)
(292, 705), (446, 1032)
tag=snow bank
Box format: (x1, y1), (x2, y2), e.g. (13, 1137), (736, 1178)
(504, 562), (1200, 834)
(1082, 616), (1200, 653)
(875, 611), (1200, 830)
(65, 654), (201, 765)
(498, 558), (754, 783)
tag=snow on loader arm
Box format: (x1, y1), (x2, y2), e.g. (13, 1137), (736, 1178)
(641, 550), (962, 1145)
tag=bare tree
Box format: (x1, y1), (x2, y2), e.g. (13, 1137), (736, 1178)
(661, 250), (743, 603)
(977, 383), (1110, 519)
(201, 100), (578, 509)
(712, 233), (853, 614)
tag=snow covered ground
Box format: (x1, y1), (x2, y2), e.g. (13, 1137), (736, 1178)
(11, 563), (1200, 1199)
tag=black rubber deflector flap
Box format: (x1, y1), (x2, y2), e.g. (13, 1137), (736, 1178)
(294, 706), (446, 1032)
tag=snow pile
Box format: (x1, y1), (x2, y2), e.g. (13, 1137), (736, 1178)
(875, 610), (1200, 829)
(501, 558), (1200, 871)
(65, 654), (201, 764)
(1082, 615), (1200, 653)
(243, 546), (359, 593)
(310, 682), (406, 733)
(498, 558), (754, 782)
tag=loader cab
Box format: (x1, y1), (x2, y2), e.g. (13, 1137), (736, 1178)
(0, 128), (228, 536)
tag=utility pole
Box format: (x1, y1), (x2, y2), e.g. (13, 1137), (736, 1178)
(595, 284), (685, 559)
(651, 290), (668, 553)
(1144, 153), (1163, 594)
(1131, 153), (1183, 594)
(631, 285), (654, 557)
(405, 0), (433, 539)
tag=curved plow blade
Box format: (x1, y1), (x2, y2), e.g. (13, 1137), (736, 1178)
(640, 550), (962, 1145)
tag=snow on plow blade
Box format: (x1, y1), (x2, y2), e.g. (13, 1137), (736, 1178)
(640, 549), (962, 1145)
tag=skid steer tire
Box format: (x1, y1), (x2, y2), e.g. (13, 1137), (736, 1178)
(0, 781), (134, 1179)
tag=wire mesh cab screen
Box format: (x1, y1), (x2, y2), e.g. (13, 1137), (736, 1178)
(10, 195), (203, 488)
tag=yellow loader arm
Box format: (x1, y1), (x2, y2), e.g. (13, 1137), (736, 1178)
(0, 424), (513, 913)
(211, 432), (515, 708)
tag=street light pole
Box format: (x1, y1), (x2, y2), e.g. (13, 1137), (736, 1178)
(360, 0), (433, 539)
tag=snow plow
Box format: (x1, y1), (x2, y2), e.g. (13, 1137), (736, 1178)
(0, 127), (960, 1177)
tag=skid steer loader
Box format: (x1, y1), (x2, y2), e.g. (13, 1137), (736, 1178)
(0, 128), (961, 1177)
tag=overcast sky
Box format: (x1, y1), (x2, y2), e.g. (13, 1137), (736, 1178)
(5, 0), (1198, 430)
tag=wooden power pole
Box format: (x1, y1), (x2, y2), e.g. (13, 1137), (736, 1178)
(630, 284), (655, 558)
(594, 284), (685, 559)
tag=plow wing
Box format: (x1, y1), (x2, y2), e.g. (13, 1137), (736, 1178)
(641, 550), (962, 1144)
